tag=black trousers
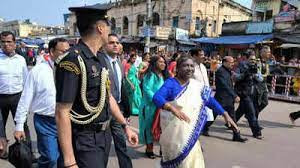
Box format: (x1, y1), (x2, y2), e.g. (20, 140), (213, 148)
(0, 110), (5, 138)
(290, 111), (300, 121)
(110, 117), (132, 168)
(72, 128), (112, 168)
(203, 105), (237, 134)
(236, 96), (261, 136)
(0, 93), (32, 148)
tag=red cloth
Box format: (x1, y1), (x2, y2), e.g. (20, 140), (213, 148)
(168, 61), (177, 77)
(124, 63), (131, 74)
(27, 50), (34, 58)
(43, 54), (50, 62)
(151, 108), (161, 142)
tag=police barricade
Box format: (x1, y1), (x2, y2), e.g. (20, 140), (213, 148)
(266, 74), (300, 103)
(206, 70), (300, 103)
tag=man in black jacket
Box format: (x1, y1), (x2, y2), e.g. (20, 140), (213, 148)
(203, 56), (247, 142)
(234, 54), (264, 139)
(103, 34), (132, 168)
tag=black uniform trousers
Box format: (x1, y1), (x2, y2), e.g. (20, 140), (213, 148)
(110, 117), (132, 168)
(0, 93), (32, 148)
(235, 96), (261, 136)
(72, 127), (112, 168)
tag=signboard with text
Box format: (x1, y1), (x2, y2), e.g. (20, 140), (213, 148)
(155, 27), (172, 40)
(275, 11), (296, 22)
(246, 21), (273, 34)
(175, 28), (189, 41)
(139, 26), (172, 40)
(255, 0), (269, 12)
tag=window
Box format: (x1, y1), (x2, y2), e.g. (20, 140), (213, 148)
(123, 16), (129, 35)
(152, 13), (160, 26)
(195, 17), (201, 30)
(213, 20), (217, 33)
(266, 10), (273, 20)
(137, 15), (145, 27)
(256, 12), (264, 22)
(111, 18), (116, 33)
(173, 16), (179, 28)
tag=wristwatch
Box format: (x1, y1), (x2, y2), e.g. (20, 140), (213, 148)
(121, 123), (128, 130)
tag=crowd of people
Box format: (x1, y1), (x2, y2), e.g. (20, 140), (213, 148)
(0, 3), (299, 168)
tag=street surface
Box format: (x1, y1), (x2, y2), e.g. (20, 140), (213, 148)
(1, 100), (299, 168)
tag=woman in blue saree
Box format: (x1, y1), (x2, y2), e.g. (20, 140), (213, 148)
(139, 56), (168, 159)
(153, 56), (238, 168)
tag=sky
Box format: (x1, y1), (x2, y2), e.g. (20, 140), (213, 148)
(0, 0), (252, 26)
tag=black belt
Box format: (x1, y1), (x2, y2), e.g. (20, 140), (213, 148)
(73, 119), (111, 132)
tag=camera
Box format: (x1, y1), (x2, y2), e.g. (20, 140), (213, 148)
(248, 63), (258, 74)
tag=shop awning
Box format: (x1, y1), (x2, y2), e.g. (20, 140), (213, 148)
(191, 34), (273, 44)
(279, 43), (300, 48)
(177, 40), (196, 45)
(274, 34), (300, 44)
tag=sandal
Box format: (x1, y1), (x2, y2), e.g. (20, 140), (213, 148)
(145, 151), (155, 159)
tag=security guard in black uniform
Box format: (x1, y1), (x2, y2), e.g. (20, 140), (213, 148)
(55, 4), (138, 168)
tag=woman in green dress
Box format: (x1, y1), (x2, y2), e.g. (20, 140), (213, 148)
(139, 56), (168, 159)
(125, 54), (142, 115)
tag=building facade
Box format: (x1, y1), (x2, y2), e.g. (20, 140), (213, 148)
(107, 0), (252, 38)
(66, 0), (252, 38)
(252, 0), (300, 21)
(0, 20), (32, 37)
(0, 20), (66, 37)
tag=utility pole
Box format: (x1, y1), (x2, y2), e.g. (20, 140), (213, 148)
(145, 0), (152, 53)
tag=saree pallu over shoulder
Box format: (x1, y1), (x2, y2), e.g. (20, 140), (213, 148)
(159, 79), (211, 168)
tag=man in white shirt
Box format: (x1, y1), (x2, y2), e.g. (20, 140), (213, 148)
(192, 48), (210, 86)
(0, 31), (29, 159)
(14, 38), (70, 167)
(191, 48), (214, 135)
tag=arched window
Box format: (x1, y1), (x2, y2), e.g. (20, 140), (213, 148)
(195, 17), (201, 30)
(123, 16), (129, 35)
(152, 12), (160, 26)
(111, 17), (116, 33)
(137, 15), (145, 27)
(137, 14), (145, 34)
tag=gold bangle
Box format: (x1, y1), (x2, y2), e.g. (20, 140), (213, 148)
(164, 103), (171, 111)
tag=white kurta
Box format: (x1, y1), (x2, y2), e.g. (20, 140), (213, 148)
(194, 63), (214, 121)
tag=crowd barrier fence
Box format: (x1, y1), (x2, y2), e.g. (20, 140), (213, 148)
(206, 70), (300, 103)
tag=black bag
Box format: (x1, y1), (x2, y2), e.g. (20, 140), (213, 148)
(8, 140), (32, 168)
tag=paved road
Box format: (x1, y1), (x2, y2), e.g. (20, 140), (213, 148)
(1, 100), (299, 168)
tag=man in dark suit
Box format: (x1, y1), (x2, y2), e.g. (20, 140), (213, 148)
(103, 34), (132, 168)
(15, 42), (29, 65)
(203, 56), (247, 142)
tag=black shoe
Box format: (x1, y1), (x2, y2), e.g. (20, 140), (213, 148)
(32, 155), (38, 163)
(202, 131), (210, 137)
(259, 126), (264, 130)
(232, 133), (248, 143)
(145, 151), (155, 159)
(289, 114), (295, 125)
(253, 135), (263, 140)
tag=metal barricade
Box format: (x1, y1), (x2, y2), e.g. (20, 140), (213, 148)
(266, 74), (299, 103)
(206, 69), (300, 103)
